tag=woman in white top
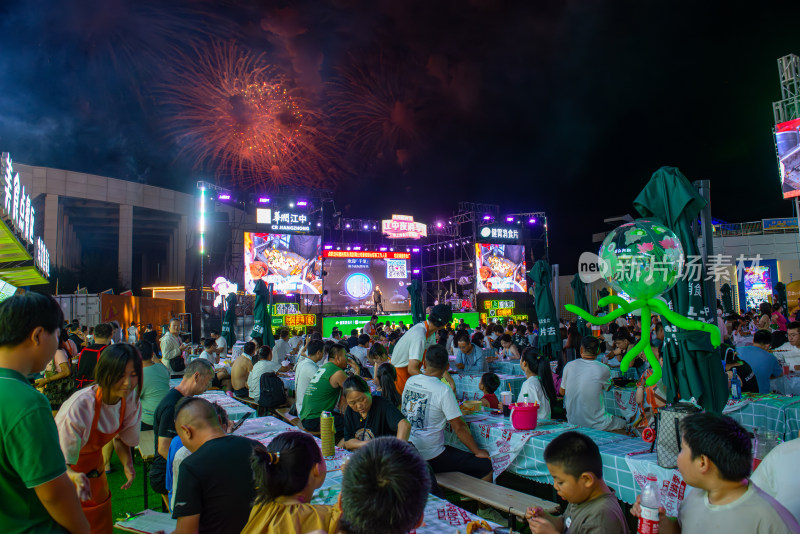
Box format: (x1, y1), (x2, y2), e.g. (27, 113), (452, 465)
(55, 344), (142, 533)
(517, 347), (557, 420)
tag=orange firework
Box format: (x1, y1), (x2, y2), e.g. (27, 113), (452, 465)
(160, 40), (335, 189)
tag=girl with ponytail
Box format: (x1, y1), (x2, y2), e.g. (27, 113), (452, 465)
(517, 347), (557, 420)
(241, 431), (340, 533)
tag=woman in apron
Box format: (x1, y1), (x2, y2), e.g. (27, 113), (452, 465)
(56, 343), (143, 533)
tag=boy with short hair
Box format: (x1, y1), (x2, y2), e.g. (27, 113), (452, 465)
(479, 372), (501, 409)
(527, 431), (628, 533)
(631, 413), (800, 533)
(337, 437), (429, 534)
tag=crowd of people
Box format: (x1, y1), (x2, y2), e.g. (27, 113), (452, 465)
(2, 292), (800, 533)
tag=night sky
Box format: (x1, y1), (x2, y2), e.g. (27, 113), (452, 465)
(1, 0), (799, 270)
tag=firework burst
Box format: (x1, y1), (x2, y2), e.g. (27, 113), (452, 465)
(160, 40), (336, 189)
(327, 52), (429, 169)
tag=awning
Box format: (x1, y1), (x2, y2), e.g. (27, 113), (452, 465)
(0, 219), (48, 286)
(0, 220), (32, 262)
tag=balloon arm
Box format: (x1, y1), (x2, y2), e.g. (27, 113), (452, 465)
(642, 344), (662, 386)
(619, 336), (646, 372)
(598, 295), (636, 313)
(564, 304), (624, 325)
(647, 299), (722, 347)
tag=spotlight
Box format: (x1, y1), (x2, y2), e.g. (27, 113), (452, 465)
(449, 243), (453, 248)
(363, 224), (369, 230)
(324, 245), (333, 250)
(412, 248), (419, 252)
(296, 200), (308, 207)
(353, 246), (361, 251)
(346, 246), (351, 251)
(379, 247), (388, 252)
(530, 218), (537, 224)
(389, 247), (394, 251)
(218, 194), (231, 201)
(412, 269), (420, 274)
(345, 223), (351, 229)
(316, 222), (322, 227)
(372, 225), (377, 230)
(406, 247), (410, 252)
(506, 216), (514, 223)
(289, 202), (295, 208)
(336, 246), (341, 250)
(436, 221), (443, 228)
(482, 215), (492, 220)
(257, 197), (270, 204)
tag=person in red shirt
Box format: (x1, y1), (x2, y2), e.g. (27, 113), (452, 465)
(479, 372), (501, 409)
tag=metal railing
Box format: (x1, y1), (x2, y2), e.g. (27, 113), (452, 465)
(713, 221), (798, 237)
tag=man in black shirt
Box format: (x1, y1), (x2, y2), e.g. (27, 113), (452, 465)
(171, 397), (256, 534)
(149, 359), (215, 494)
(74, 323), (112, 388)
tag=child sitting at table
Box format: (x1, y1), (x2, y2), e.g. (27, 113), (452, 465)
(479, 372), (501, 409)
(526, 431), (629, 533)
(336, 437), (430, 534)
(518, 348), (556, 420)
(241, 431), (340, 534)
(631, 413), (800, 533)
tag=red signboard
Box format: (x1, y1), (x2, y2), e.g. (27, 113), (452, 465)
(323, 250), (411, 260)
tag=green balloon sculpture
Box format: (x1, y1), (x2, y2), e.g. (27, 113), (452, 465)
(566, 219), (721, 387)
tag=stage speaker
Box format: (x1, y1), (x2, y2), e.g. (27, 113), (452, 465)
(206, 211), (230, 275)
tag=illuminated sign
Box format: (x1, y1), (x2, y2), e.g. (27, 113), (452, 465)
(284, 314), (316, 327)
(484, 300), (514, 310)
(271, 302), (300, 316)
(323, 250), (411, 260)
(1, 152), (50, 279)
(381, 214), (427, 239)
(479, 225), (520, 242)
(256, 208), (312, 233)
(480, 313), (529, 322)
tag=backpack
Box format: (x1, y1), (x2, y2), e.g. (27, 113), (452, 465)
(74, 347), (104, 389)
(258, 372), (288, 410)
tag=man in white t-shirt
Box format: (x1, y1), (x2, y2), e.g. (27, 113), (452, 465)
(560, 336), (625, 432)
(776, 322), (800, 371)
(272, 329), (292, 364)
(127, 323), (138, 344)
(210, 330), (227, 356)
(401, 344), (492, 481)
(751, 431), (800, 524)
(247, 346), (286, 402)
(295, 340), (325, 415)
(288, 331), (303, 352)
(391, 304), (452, 393)
(349, 334), (370, 368)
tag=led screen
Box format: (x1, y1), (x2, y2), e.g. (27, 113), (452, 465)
(324, 256), (411, 313)
(475, 243), (527, 293)
(776, 117), (800, 199)
(244, 232), (322, 295)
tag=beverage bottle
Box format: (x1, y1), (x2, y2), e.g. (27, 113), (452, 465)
(638, 474), (661, 534)
(523, 393), (530, 405)
(730, 368), (742, 401)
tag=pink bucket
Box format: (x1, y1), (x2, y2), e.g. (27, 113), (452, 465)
(510, 402), (539, 430)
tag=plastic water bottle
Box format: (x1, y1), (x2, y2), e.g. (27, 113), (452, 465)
(638, 473), (660, 534)
(730, 368), (742, 401)
(523, 393), (530, 404)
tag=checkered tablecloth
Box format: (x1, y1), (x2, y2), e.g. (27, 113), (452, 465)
(723, 394), (800, 440)
(444, 414), (669, 505)
(169, 378), (181, 388)
(196, 390), (256, 421)
(236, 417), (498, 533)
(489, 360), (523, 375)
(453, 373), (525, 401)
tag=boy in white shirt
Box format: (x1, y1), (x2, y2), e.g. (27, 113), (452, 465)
(349, 334), (370, 368)
(401, 344), (492, 481)
(560, 337), (625, 432)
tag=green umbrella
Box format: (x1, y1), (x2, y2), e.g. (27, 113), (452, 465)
(719, 283), (733, 315)
(528, 260), (562, 361)
(408, 279), (424, 326)
(597, 287), (610, 312)
(570, 273), (592, 338)
(633, 166), (728, 414)
(221, 293), (237, 348)
(251, 279), (272, 344)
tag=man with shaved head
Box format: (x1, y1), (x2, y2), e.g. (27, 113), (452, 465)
(171, 397), (257, 534)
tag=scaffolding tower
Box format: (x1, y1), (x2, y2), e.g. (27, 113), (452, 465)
(773, 54), (800, 124)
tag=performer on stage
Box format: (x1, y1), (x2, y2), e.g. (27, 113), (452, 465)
(373, 285), (384, 314)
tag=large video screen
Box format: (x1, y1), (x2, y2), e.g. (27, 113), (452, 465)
(776, 117), (800, 199)
(244, 233), (322, 295)
(475, 243), (527, 293)
(325, 256), (411, 313)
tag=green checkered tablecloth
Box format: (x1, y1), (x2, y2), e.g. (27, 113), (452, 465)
(236, 417), (498, 533)
(453, 373), (525, 401)
(489, 360), (523, 375)
(603, 387), (640, 421)
(723, 394), (800, 440)
(443, 414), (668, 505)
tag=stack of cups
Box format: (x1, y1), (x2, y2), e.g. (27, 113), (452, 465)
(500, 391), (513, 417)
(320, 411), (335, 457)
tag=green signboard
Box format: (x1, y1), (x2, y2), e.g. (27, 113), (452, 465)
(321, 312), (480, 338)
